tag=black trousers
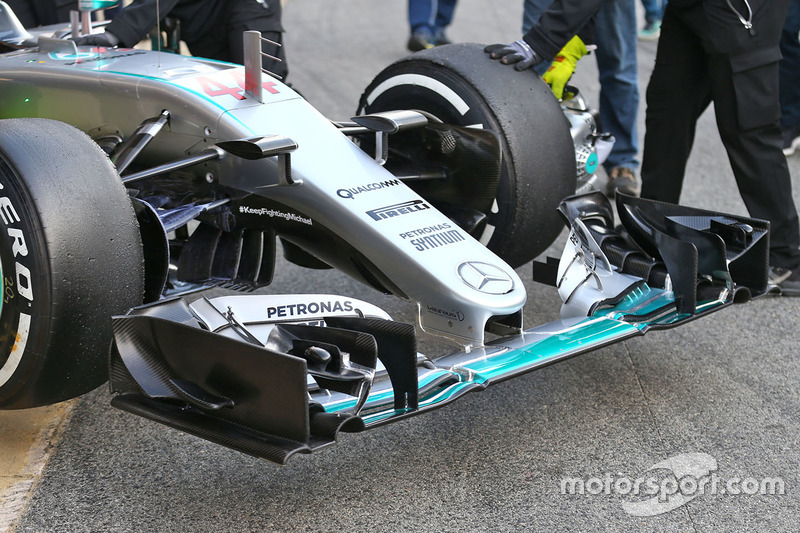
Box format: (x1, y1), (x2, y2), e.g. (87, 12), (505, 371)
(6, 0), (76, 27)
(107, 0), (287, 79)
(641, 0), (800, 269)
(185, 0), (287, 80)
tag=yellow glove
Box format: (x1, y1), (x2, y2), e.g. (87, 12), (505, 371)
(542, 35), (588, 100)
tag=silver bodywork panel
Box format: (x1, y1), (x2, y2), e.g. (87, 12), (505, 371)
(0, 45), (525, 347)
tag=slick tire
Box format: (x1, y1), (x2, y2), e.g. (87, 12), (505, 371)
(0, 118), (144, 409)
(357, 43), (576, 268)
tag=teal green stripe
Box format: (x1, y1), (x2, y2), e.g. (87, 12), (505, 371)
(463, 319), (639, 382)
(322, 368), (457, 413)
(321, 283), (731, 424)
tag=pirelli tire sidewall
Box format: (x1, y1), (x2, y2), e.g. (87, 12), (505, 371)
(0, 118), (145, 409)
(0, 157), (49, 407)
(357, 43), (577, 268)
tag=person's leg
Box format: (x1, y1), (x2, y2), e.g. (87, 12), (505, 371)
(594, 0), (640, 195)
(178, 0), (228, 60)
(640, 4), (712, 204)
(408, 0), (434, 32)
(186, 0), (287, 79)
(522, 0), (554, 33)
(407, 0), (437, 50)
(713, 70), (800, 273)
(692, 0), (800, 281)
(639, 0), (663, 39)
(226, 0), (286, 79)
(51, 0), (78, 25)
(641, 0), (661, 23)
(433, 0), (458, 43)
(780, 0), (800, 154)
(707, 54), (800, 272)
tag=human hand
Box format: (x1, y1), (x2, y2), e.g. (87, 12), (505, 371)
(484, 40), (541, 71)
(542, 35), (588, 99)
(71, 31), (120, 48)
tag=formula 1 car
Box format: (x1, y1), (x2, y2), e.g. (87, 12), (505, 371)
(0, 2), (770, 463)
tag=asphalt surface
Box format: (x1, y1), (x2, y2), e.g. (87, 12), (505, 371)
(11, 1), (800, 531)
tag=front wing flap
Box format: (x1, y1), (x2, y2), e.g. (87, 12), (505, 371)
(110, 194), (770, 464)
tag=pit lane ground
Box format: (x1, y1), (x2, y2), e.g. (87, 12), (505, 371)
(3, 1), (800, 531)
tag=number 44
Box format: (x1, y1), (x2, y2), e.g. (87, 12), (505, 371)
(196, 71), (280, 100)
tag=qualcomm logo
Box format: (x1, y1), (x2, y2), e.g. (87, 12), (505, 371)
(457, 261), (514, 295)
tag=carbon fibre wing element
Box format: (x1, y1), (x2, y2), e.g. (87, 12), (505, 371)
(110, 194), (769, 463)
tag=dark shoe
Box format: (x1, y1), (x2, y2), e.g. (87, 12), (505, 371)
(638, 20), (661, 41)
(407, 31), (435, 52)
(434, 29), (451, 46)
(769, 266), (800, 296)
(607, 167), (641, 197)
(782, 123), (800, 156)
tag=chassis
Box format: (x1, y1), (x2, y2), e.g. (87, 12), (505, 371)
(0, 3), (771, 463)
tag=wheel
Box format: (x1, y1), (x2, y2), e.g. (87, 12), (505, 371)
(357, 43), (576, 268)
(0, 118), (144, 409)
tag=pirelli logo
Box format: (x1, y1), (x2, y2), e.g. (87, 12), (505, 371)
(366, 200), (431, 221)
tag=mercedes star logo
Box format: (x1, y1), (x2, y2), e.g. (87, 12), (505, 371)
(457, 261), (514, 294)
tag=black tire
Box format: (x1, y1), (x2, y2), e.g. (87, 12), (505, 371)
(357, 43), (576, 267)
(0, 119), (144, 409)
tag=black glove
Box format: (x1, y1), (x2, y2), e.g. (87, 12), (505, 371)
(71, 31), (120, 47)
(484, 40), (541, 71)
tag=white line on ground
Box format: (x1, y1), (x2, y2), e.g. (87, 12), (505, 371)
(0, 402), (75, 533)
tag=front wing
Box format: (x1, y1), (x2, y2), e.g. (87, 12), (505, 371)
(109, 193), (770, 464)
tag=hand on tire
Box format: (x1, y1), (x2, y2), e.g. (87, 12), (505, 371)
(542, 35), (588, 99)
(484, 40), (541, 71)
(71, 31), (120, 48)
